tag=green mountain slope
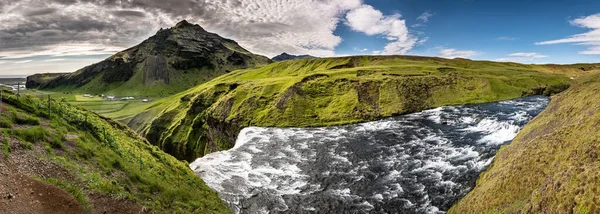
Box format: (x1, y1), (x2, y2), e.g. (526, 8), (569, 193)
(0, 89), (230, 213)
(28, 20), (271, 97)
(449, 73), (600, 213)
(127, 55), (581, 161)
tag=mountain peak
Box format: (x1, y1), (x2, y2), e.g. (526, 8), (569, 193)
(174, 20), (204, 30)
(272, 53), (316, 62)
(175, 20), (192, 27)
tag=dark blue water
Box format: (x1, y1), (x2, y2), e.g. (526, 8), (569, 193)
(191, 96), (549, 214)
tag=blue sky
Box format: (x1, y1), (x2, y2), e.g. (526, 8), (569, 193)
(335, 0), (600, 64)
(1, 0), (599, 76)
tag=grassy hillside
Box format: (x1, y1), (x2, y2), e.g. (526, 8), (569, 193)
(127, 55), (578, 161)
(449, 73), (600, 213)
(0, 89), (230, 213)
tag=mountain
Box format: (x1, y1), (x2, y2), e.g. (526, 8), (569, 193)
(449, 73), (600, 213)
(271, 52), (316, 61)
(28, 20), (271, 97)
(125, 55), (583, 161)
(0, 89), (229, 213)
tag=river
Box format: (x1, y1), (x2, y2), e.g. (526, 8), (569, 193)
(190, 96), (549, 214)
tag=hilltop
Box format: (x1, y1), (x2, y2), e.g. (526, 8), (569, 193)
(271, 52), (316, 62)
(27, 20), (271, 97)
(0, 89), (230, 213)
(124, 55), (587, 161)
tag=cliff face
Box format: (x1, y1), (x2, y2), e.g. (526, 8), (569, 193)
(129, 56), (574, 161)
(25, 73), (66, 89)
(450, 74), (600, 213)
(28, 20), (271, 96)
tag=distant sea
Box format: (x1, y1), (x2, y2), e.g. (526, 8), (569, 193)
(0, 75), (27, 79)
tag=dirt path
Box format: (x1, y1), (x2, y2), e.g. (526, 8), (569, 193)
(0, 174), (84, 214)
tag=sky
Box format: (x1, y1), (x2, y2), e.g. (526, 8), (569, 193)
(1, 0), (600, 76)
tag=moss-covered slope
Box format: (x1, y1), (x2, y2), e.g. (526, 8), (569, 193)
(129, 55), (579, 161)
(29, 20), (271, 97)
(0, 90), (230, 213)
(449, 74), (600, 213)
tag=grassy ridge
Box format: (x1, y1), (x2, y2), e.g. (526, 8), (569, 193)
(130, 55), (576, 161)
(449, 73), (600, 213)
(0, 89), (230, 213)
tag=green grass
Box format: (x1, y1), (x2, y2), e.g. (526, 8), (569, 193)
(2, 130), (9, 157)
(12, 126), (49, 144)
(0, 117), (12, 128)
(12, 111), (41, 125)
(132, 55), (578, 161)
(449, 73), (600, 213)
(0, 89), (231, 213)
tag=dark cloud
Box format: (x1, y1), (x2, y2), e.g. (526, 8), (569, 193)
(111, 10), (146, 18)
(29, 29), (63, 37)
(0, 0), (383, 60)
(24, 8), (58, 16)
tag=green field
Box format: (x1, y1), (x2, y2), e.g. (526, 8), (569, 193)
(21, 90), (158, 122)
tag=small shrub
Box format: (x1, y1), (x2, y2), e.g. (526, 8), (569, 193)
(45, 143), (54, 155)
(0, 118), (12, 128)
(13, 127), (47, 144)
(48, 138), (64, 149)
(14, 114), (41, 126)
(22, 141), (33, 150)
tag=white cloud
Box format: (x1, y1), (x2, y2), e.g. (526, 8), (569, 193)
(508, 52), (548, 58)
(0, 43), (124, 59)
(345, 5), (418, 55)
(536, 13), (600, 55)
(13, 60), (33, 64)
(44, 58), (65, 62)
(191, 0), (365, 57)
(495, 52), (548, 62)
(417, 11), (433, 23)
(438, 48), (480, 59)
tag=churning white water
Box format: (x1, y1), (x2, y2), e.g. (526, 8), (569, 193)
(190, 96), (549, 214)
